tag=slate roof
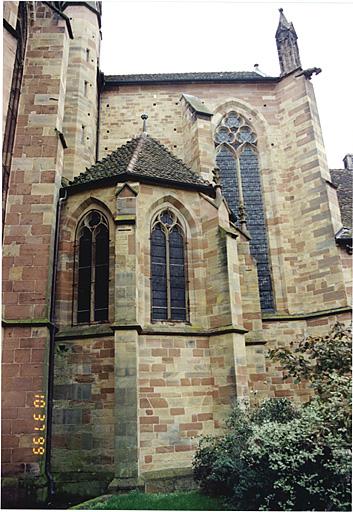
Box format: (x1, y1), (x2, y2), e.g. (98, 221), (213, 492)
(68, 133), (213, 193)
(330, 168), (352, 229)
(104, 71), (279, 85)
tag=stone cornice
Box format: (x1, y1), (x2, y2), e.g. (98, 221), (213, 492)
(54, 322), (248, 340)
(262, 305), (351, 322)
(55, 323), (113, 340)
(2, 318), (54, 328)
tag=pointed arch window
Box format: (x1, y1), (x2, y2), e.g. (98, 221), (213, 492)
(75, 210), (109, 324)
(151, 209), (187, 322)
(214, 111), (275, 312)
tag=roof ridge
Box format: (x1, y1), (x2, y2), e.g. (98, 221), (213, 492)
(106, 70), (258, 77)
(126, 133), (146, 173)
(103, 71), (280, 85)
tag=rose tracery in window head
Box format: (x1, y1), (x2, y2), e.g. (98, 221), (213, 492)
(152, 208), (184, 234)
(214, 111), (257, 150)
(78, 210), (108, 236)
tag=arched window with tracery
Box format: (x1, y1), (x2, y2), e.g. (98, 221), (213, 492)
(214, 111), (275, 312)
(74, 210), (109, 324)
(151, 209), (187, 322)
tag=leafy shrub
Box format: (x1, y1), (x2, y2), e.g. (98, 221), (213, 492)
(269, 321), (351, 397)
(193, 323), (352, 510)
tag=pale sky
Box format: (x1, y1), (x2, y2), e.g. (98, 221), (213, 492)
(100, 1), (353, 169)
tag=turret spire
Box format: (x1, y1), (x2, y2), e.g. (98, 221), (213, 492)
(275, 8), (302, 76)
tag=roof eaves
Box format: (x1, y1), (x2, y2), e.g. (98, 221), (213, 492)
(104, 75), (280, 87)
(64, 172), (215, 197)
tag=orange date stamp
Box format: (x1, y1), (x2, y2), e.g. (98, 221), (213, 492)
(32, 394), (46, 456)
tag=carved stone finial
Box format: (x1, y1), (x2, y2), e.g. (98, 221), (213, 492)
(141, 113), (148, 132)
(212, 167), (221, 187)
(238, 203), (248, 232)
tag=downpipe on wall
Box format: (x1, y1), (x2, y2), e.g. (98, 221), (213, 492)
(45, 188), (68, 506)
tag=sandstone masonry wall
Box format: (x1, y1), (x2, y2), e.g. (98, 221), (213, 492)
(2, 0), (70, 487)
(62, 5), (100, 182)
(99, 78), (350, 319)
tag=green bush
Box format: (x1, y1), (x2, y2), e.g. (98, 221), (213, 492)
(193, 323), (352, 511)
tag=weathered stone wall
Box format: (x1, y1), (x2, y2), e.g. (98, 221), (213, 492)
(51, 335), (114, 498)
(62, 4), (101, 182)
(55, 179), (250, 488)
(180, 96), (215, 182)
(138, 334), (215, 472)
(273, 73), (347, 314)
(247, 309), (352, 407)
(99, 76), (350, 320)
(1, 325), (48, 473)
(2, 3), (70, 492)
(3, 1), (18, 134)
(337, 247), (352, 310)
(3, 1), (19, 27)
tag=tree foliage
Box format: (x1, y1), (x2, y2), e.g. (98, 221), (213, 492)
(193, 323), (352, 511)
(269, 322), (351, 397)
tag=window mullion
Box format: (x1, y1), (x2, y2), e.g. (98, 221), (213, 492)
(91, 235), (96, 323)
(166, 230), (171, 320)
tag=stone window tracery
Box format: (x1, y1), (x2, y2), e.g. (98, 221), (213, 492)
(74, 210), (109, 324)
(151, 209), (187, 322)
(214, 111), (274, 312)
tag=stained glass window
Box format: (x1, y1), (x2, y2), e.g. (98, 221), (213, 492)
(151, 209), (187, 321)
(214, 112), (275, 312)
(75, 210), (109, 324)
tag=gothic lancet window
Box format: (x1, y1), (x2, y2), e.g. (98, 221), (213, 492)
(151, 209), (187, 322)
(75, 210), (109, 324)
(214, 111), (275, 312)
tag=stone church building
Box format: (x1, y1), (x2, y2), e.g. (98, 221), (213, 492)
(2, 1), (352, 506)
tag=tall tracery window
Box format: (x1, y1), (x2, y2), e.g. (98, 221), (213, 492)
(151, 209), (187, 322)
(214, 111), (275, 312)
(75, 210), (109, 324)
